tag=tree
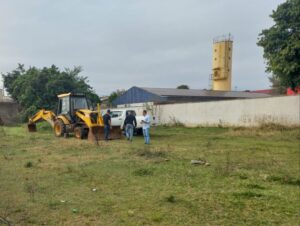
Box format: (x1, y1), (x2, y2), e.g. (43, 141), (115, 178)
(268, 75), (286, 94)
(177, 85), (190, 89)
(2, 64), (100, 121)
(108, 89), (126, 106)
(257, 0), (300, 90)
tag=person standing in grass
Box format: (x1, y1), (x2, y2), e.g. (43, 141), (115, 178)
(141, 110), (151, 144)
(124, 111), (137, 142)
(103, 109), (111, 141)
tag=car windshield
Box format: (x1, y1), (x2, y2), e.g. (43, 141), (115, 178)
(72, 96), (89, 109)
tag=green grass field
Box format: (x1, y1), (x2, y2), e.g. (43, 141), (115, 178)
(0, 124), (299, 226)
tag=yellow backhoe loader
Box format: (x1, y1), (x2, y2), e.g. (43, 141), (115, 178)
(27, 93), (122, 142)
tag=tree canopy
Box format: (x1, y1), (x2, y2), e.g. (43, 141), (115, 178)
(108, 89), (126, 106)
(177, 85), (190, 89)
(257, 0), (300, 90)
(2, 64), (100, 121)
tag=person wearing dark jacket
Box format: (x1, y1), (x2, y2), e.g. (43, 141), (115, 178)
(103, 109), (111, 141)
(124, 111), (137, 141)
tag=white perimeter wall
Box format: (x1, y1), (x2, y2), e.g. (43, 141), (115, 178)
(156, 96), (300, 127)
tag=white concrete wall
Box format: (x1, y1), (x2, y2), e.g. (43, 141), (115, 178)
(156, 96), (300, 127)
(0, 89), (3, 101)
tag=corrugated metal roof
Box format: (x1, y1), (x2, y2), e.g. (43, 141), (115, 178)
(138, 87), (271, 98)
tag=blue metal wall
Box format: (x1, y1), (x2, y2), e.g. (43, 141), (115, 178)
(113, 87), (165, 105)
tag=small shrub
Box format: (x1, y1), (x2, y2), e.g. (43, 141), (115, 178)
(25, 161), (33, 168)
(165, 195), (176, 203)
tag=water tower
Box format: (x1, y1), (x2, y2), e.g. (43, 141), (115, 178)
(211, 35), (233, 91)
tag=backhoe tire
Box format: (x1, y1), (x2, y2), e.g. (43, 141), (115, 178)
(74, 127), (86, 139)
(54, 120), (66, 137)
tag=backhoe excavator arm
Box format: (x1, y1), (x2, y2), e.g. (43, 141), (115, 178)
(28, 109), (56, 132)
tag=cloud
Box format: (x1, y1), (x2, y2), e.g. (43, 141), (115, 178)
(0, 0), (285, 95)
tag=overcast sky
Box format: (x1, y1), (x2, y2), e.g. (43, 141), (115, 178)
(0, 0), (284, 96)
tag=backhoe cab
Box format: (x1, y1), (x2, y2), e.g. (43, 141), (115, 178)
(27, 93), (121, 142)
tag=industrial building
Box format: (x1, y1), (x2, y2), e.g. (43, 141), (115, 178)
(113, 86), (270, 106)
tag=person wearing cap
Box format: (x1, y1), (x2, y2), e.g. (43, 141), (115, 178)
(103, 109), (111, 141)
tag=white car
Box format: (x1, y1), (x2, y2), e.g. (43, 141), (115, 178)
(105, 109), (155, 135)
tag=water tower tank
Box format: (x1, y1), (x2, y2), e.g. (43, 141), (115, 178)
(212, 35), (233, 91)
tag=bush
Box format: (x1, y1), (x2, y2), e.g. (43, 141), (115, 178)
(25, 161), (33, 168)
(165, 195), (176, 203)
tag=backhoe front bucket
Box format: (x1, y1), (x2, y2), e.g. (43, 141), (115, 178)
(27, 123), (37, 132)
(88, 126), (102, 143)
(88, 126), (122, 143)
(110, 126), (122, 139)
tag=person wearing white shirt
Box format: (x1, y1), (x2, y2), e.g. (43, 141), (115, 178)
(141, 110), (151, 144)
